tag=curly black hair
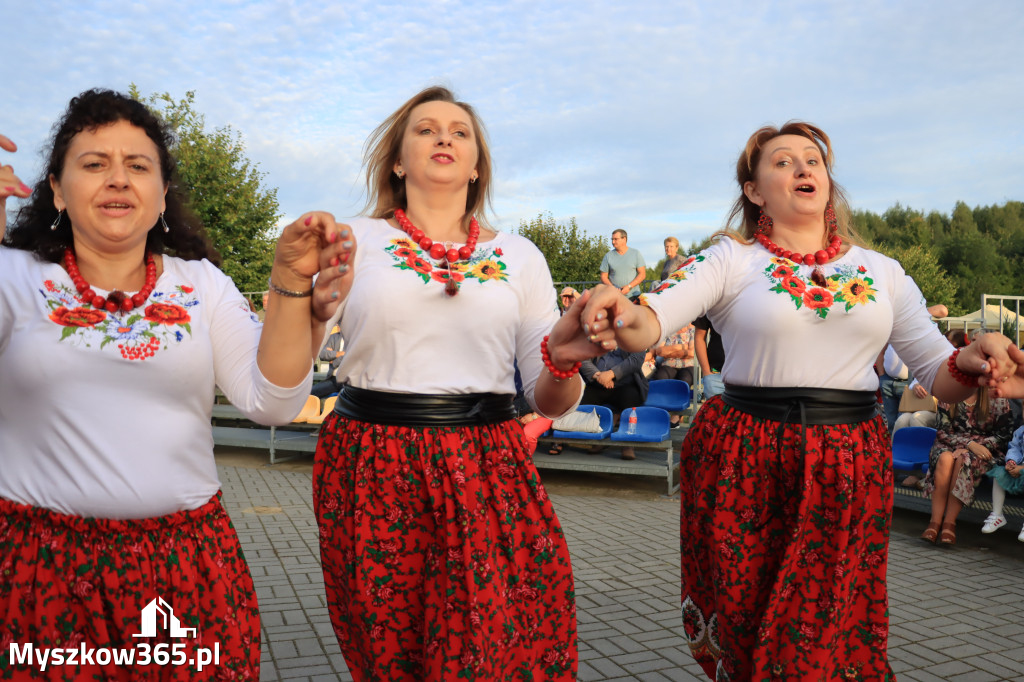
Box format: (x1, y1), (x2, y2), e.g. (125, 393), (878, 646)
(3, 88), (218, 264)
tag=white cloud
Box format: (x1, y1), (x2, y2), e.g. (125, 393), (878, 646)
(2, 0), (1022, 268)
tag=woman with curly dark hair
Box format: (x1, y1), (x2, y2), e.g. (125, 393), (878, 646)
(0, 89), (344, 679)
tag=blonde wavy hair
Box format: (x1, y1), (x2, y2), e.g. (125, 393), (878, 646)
(362, 86), (493, 230)
(714, 121), (865, 249)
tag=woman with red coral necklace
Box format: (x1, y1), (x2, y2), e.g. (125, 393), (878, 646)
(576, 121), (1024, 680)
(0, 90), (345, 679)
(307, 86), (595, 680)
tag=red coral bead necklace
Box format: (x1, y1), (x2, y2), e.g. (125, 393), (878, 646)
(394, 208), (480, 296)
(755, 232), (841, 287)
(63, 247), (157, 313)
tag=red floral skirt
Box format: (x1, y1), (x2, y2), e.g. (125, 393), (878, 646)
(680, 397), (896, 681)
(314, 414), (577, 681)
(0, 494), (259, 680)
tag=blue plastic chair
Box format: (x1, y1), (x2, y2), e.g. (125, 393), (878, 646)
(551, 405), (614, 440)
(645, 379), (691, 412)
(891, 426), (936, 473)
(610, 406), (671, 442)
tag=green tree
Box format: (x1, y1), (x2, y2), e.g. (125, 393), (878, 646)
(130, 85), (281, 292)
(877, 244), (960, 313)
(515, 213), (607, 284)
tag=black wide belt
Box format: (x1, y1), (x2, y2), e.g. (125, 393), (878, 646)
(721, 386), (877, 426)
(333, 385), (517, 427)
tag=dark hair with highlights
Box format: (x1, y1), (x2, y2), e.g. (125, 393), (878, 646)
(3, 88), (218, 264)
(362, 86), (493, 230)
(716, 120), (864, 248)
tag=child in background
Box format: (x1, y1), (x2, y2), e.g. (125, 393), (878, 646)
(981, 422), (1024, 541)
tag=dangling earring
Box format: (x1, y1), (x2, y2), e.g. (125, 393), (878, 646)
(470, 173), (478, 184)
(160, 212), (170, 233)
(825, 202), (838, 241)
(395, 169), (405, 179)
(50, 209), (64, 231)
(755, 208), (773, 236)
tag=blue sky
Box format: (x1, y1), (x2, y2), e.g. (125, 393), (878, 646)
(3, 0), (1023, 268)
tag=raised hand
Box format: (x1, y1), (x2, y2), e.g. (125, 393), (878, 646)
(578, 283), (660, 353)
(987, 342), (1024, 399)
(312, 223), (356, 323)
(269, 211), (354, 323)
(0, 135), (35, 241)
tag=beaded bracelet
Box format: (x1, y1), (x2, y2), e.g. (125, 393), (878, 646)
(947, 348), (980, 387)
(541, 335), (581, 381)
(267, 276), (314, 298)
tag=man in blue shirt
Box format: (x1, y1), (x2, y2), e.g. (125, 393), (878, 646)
(600, 229), (646, 300)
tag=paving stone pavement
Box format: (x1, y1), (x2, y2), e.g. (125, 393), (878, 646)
(215, 449), (1024, 682)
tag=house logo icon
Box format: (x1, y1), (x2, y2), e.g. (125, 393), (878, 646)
(132, 597), (197, 639)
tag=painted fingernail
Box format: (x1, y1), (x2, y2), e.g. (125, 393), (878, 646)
(329, 256), (338, 267)
(342, 241), (353, 249)
(19, 183), (31, 193)
(981, 362), (989, 372)
(616, 319), (624, 328)
(596, 312), (606, 321)
(3, 186), (15, 193)
(328, 231), (337, 243)
(338, 264), (349, 274)
(583, 324), (590, 334)
(340, 253), (350, 263)
(340, 229), (350, 238)
(331, 291), (339, 300)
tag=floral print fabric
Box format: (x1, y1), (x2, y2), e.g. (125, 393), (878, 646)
(923, 398), (1014, 506)
(41, 277), (198, 362)
(762, 259), (877, 320)
(679, 398), (895, 681)
(385, 237), (509, 289)
(0, 494), (259, 680)
(313, 414), (576, 681)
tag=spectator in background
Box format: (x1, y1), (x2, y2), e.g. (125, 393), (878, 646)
(922, 385), (1015, 545)
(310, 323), (345, 398)
(693, 314), (725, 401)
(600, 229), (646, 300)
(947, 328), (967, 348)
(580, 347), (649, 459)
(981, 422), (1024, 541)
(879, 345), (911, 432)
(559, 286), (580, 312)
(661, 236), (686, 281)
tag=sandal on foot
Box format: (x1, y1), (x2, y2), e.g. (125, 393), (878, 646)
(939, 522), (957, 546)
(547, 443), (563, 456)
(921, 521), (940, 544)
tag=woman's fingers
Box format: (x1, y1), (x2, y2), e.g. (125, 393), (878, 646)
(311, 223), (355, 322)
(1, 136), (34, 240)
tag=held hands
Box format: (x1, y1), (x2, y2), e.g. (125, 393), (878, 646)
(960, 332), (1024, 398)
(272, 212), (355, 322)
(0, 135), (34, 241)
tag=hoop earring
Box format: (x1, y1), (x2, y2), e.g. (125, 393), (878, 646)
(825, 202), (838, 240)
(160, 212), (170, 233)
(755, 208), (773, 237)
(50, 210), (64, 232)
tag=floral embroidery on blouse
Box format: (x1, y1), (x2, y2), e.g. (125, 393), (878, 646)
(386, 237), (509, 285)
(763, 258), (876, 319)
(638, 254), (706, 306)
(41, 279), (198, 361)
